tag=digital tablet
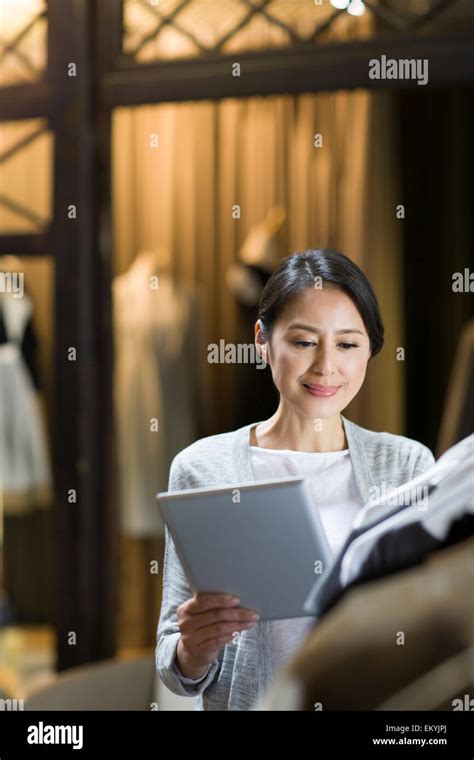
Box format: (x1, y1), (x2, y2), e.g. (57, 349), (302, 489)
(157, 476), (333, 621)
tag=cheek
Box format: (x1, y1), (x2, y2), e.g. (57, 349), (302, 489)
(271, 346), (305, 383)
(342, 352), (369, 384)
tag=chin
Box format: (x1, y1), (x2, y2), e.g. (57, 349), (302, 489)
(301, 392), (346, 416)
(307, 403), (342, 417)
(294, 398), (339, 417)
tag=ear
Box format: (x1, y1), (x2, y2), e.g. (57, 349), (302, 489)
(255, 320), (265, 346)
(253, 320), (264, 359)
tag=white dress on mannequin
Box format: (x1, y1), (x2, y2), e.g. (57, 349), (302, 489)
(0, 291), (52, 514)
(113, 252), (204, 537)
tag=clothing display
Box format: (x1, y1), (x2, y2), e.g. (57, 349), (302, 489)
(304, 433), (474, 617)
(0, 290), (52, 515)
(156, 414), (435, 710)
(355, 430), (473, 530)
(0, 280), (53, 624)
(256, 536), (474, 711)
(113, 251), (205, 538)
(0, 292), (40, 391)
(114, 251), (207, 648)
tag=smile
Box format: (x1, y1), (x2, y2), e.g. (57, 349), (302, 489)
(303, 384), (341, 398)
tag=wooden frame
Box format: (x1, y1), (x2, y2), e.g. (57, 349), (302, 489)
(0, 0), (473, 670)
(104, 31), (474, 106)
(0, 233), (49, 256)
(436, 319), (474, 457)
(47, 0), (116, 669)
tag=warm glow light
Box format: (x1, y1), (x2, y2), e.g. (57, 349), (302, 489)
(330, 0), (350, 9)
(0, 0), (44, 38)
(347, 0), (366, 16)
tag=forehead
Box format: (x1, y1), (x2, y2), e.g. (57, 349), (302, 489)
(276, 287), (366, 328)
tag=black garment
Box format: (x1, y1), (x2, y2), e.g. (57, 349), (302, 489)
(0, 300), (41, 390)
(305, 480), (474, 617)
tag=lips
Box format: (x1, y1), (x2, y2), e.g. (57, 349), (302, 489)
(303, 383), (341, 397)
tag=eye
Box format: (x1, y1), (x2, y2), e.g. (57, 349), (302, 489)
(338, 343), (358, 350)
(293, 340), (316, 348)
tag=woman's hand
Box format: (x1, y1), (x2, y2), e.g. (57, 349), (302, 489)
(175, 593), (260, 679)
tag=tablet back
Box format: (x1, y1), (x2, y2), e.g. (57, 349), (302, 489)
(157, 477), (332, 620)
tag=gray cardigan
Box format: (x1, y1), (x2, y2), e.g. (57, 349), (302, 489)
(155, 415), (435, 711)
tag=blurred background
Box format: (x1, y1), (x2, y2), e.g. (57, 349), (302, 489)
(0, 0), (473, 708)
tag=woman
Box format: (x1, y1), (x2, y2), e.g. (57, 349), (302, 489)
(156, 248), (435, 711)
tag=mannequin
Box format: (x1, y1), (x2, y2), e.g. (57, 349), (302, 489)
(113, 245), (203, 538)
(0, 255), (24, 294)
(113, 247), (206, 648)
(122, 247), (172, 281)
(0, 256), (41, 390)
(0, 255), (51, 510)
(226, 206), (286, 307)
(0, 255), (53, 623)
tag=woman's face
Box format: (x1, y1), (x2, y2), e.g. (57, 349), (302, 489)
(256, 286), (372, 420)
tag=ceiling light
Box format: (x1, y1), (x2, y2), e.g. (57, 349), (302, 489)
(347, 0), (366, 16)
(329, 0), (350, 10)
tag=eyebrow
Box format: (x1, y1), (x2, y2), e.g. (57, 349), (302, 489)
(286, 323), (365, 336)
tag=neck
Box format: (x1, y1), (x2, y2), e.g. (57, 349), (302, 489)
(251, 405), (347, 453)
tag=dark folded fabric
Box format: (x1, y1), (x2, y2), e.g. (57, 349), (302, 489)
(305, 507), (473, 618)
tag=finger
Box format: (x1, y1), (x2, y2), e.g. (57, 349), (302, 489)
(187, 607), (259, 633)
(191, 593), (241, 613)
(197, 635), (235, 656)
(178, 593), (238, 617)
(198, 627), (254, 652)
(190, 620), (257, 646)
(178, 605), (259, 632)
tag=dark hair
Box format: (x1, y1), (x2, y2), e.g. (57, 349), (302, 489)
(257, 248), (384, 357)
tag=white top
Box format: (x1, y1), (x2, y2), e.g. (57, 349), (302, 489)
(249, 444), (364, 678)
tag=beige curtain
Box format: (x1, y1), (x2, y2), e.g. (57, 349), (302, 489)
(113, 90), (404, 438)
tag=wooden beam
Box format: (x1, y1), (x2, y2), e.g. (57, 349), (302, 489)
(93, 0), (122, 665)
(96, 0), (123, 71)
(0, 82), (51, 121)
(0, 232), (49, 255)
(103, 31), (474, 107)
(48, 0), (116, 671)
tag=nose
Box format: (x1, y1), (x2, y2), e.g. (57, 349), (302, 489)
(310, 344), (335, 376)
